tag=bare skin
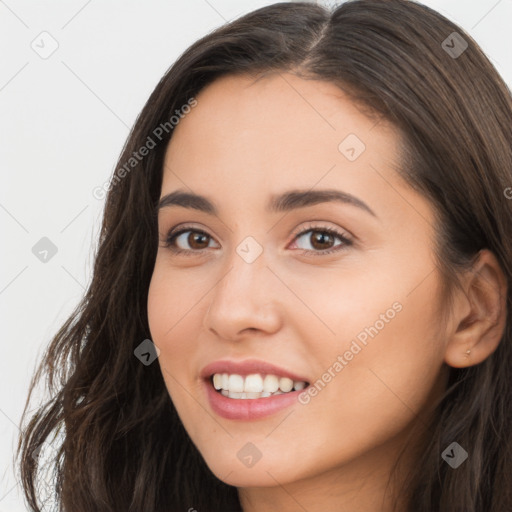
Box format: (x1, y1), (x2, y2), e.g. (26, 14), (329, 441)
(147, 72), (507, 512)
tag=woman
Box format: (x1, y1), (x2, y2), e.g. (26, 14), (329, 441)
(17, 1), (512, 511)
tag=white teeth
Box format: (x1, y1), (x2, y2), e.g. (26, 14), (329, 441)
(213, 374), (222, 390)
(228, 374), (244, 393)
(279, 377), (293, 393)
(244, 374), (263, 393)
(211, 372), (308, 398)
(245, 391), (263, 399)
(263, 374), (279, 393)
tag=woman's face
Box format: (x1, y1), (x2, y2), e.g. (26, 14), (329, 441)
(147, 72), (449, 490)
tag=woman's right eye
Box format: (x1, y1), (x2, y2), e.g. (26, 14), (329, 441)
(162, 228), (218, 255)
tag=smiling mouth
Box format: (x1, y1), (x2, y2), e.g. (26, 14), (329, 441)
(209, 372), (310, 399)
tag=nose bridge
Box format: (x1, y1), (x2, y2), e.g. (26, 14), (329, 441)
(216, 234), (268, 300)
(204, 233), (280, 337)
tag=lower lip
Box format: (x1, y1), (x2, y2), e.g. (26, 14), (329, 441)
(204, 379), (307, 420)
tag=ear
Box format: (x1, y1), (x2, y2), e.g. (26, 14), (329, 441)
(444, 249), (508, 368)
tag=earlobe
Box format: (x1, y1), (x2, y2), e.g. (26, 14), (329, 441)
(443, 249), (508, 369)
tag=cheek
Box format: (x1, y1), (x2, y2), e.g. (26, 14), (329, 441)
(293, 251), (446, 442)
(147, 261), (203, 343)
(147, 265), (194, 384)
(147, 261), (207, 407)
(147, 270), (173, 347)
(309, 273), (445, 445)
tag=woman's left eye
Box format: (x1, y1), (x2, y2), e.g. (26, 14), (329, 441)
(290, 226), (353, 255)
(161, 224), (353, 256)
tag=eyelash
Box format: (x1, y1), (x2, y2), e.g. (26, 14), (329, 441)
(161, 222), (353, 257)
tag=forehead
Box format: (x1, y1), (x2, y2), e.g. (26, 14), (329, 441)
(166, 71), (391, 154)
(161, 72), (401, 210)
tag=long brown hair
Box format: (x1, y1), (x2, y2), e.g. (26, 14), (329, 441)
(16, 1), (512, 510)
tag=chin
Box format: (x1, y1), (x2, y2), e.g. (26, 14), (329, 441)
(202, 453), (305, 488)
(213, 467), (283, 488)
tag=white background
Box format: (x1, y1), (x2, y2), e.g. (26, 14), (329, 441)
(1, 0), (511, 510)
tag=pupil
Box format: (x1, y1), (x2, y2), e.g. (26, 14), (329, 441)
(191, 233), (208, 248)
(312, 232), (332, 249)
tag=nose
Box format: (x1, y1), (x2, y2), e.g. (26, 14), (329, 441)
(203, 244), (282, 342)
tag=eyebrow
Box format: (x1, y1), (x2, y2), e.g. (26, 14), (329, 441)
(157, 188), (376, 217)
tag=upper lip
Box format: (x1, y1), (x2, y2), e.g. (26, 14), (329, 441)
(200, 358), (310, 383)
